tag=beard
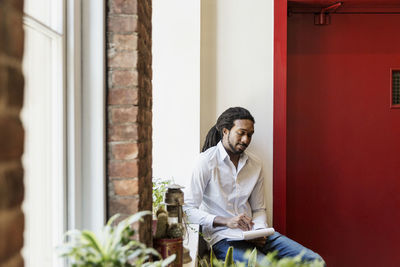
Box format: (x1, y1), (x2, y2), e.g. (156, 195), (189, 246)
(227, 132), (247, 155)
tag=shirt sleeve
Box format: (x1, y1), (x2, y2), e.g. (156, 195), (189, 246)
(249, 169), (268, 229)
(183, 156), (216, 228)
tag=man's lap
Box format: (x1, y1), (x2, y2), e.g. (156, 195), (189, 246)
(212, 232), (323, 264)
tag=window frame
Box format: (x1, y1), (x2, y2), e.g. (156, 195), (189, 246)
(22, 0), (106, 265)
(66, 0), (106, 233)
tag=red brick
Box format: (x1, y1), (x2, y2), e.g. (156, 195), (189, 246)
(0, 208), (24, 261)
(110, 0), (137, 14)
(2, 8), (24, 60)
(108, 197), (139, 215)
(138, 125), (152, 141)
(109, 70), (138, 88)
(108, 88), (138, 105)
(138, 155), (152, 177)
(112, 179), (138, 196)
(111, 142), (138, 160)
(0, 253), (23, 267)
(0, 8), (6, 56)
(109, 160), (138, 178)
(111, 106), (138, 124)
(0, 166), (24, 209)
(108, 50), (137, 68)
(0, 117), (24, 161)
(110, 34), (138, 51)
(108, 124), (138, 141)
(0, 67), (6, 100)
(6, 0), (24, 12)
(106, 0), (152, 244)
(5, 67), (24, 108)
(138, 109), (152, 124)
(107, 15), (137, 33)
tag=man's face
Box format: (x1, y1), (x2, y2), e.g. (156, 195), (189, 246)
(222, 119), (254, 155)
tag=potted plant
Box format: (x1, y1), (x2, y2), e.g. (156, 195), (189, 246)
(58, 210), (175, 267)
(152, 181), (187, 266)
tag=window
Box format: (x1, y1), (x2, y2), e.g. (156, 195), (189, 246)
(21, 1), (65, 266)
(21, 0), (106, 266)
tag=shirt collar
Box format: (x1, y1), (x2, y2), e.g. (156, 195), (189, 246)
(217, 141), (249, 163)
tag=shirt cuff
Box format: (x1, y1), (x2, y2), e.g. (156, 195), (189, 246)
(253, 221), (267, 230)
(206, 214), (217, 228)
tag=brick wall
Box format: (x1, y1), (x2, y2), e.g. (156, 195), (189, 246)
(0, 0), (25, 266)
(107, 0), (153, 245)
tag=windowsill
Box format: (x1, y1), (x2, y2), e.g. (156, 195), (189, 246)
(183, 223), (199, 267)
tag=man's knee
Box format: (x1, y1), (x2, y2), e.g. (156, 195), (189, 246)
(302, 250), (325, 266)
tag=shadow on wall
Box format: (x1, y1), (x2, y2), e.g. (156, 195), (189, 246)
(200, 0), (217, 146)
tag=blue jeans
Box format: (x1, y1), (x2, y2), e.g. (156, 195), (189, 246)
(212, 232), (324, 265)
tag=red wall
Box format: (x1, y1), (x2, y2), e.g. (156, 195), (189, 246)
(287, 13), (400, 266)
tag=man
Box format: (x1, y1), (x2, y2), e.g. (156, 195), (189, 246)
(184, 107), (323, 264)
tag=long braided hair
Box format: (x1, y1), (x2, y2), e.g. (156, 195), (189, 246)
(202, 107), (255, 152)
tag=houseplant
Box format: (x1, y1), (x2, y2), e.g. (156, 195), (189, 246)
(58, 210), (175, 267)
(199, 246), (325, 267)
(152, 180), (187, 266)
(152, 178), (172, 215)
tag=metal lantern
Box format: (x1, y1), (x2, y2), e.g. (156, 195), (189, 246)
(164, 184), (185, 223)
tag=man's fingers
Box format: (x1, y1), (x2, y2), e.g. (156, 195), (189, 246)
(240, 215), (253, 230)
(229, 214), (254, 230)
(238, 218), (251, 231)
(238, 220), (248, 230)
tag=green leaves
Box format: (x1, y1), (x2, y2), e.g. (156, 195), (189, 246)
(203, 247), (325, 267)
(58, 211), (175, 267)
(152, 179), (171, 214)
(224, 247), (234, 267)
(247, 248), (258, 267)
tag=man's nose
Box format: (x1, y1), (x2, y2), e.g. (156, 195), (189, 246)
(241, 135), (250, 144)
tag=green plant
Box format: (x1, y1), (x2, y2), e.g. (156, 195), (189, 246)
(58, 210), (175, 267)
(258, 250), (325, 267)
(152, 178), (171, 214)
(199, 246), (325, 267)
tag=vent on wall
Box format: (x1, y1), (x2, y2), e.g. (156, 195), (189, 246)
(392, 70), (400, 108)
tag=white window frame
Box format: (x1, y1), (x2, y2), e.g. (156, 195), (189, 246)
(67, 0), (106, 233)
(22, 0), (106, 265)
(22, 7), (66, 267)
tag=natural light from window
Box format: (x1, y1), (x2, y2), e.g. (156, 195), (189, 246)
(21, 0), (66, 266)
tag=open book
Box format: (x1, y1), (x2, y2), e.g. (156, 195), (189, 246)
(227, 228), (275, 241)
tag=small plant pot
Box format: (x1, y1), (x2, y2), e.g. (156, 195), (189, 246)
(153, 237), (183, 267)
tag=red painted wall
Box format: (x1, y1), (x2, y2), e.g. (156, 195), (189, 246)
(273, 0), (288, 234)
(287, 13), (400, 266)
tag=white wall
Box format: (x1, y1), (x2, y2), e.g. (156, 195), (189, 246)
(201, 0), (274, 226)
(152, 0), (201, 188)
(153, 0), (274, 226)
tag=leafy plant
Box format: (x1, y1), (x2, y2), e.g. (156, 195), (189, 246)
(152, 178), (171, 214)
(58, 210), (176, 267)
(199, 246), (325, 267)
(259, 250), (325, 267)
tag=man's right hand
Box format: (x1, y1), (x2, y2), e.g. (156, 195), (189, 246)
(213, 213), (254, 231)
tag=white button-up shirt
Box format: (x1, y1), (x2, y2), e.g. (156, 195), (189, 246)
(183, 141), (267, 245)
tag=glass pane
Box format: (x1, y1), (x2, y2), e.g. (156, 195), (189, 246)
(24, 0), (63, 34)
(21, 22), (65, 267)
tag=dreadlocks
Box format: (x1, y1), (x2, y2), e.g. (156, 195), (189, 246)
(202, 107), (255, 152)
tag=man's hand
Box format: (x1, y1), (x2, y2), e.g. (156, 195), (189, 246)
(248, 236), (267, 248)
(213, 213), (254, 231)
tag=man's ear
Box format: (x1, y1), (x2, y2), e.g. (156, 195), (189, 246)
(222, 128), (229, 138)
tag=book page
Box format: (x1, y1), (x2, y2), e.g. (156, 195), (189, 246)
(242, 228), (275, 240)
(227, 228), (275, 241)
